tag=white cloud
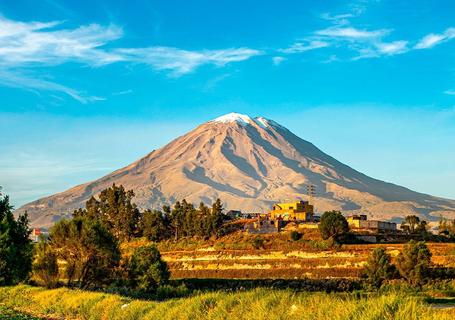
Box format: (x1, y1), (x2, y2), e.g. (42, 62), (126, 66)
(0, 15), (262, 101)
(375, 40), (408, 55)
(414, 28), (455, 49)
(315, 26), (389, 39)
(112, 89), (133, 96)
(279, 40), (329, 54)
(117, 47), (262, 76)
(0, 15), (261, 73)
(0, 17), (124, 66)
(272, 56), (285, 65)
(0, 69), (102, 103)
(444, 90), (455, 95)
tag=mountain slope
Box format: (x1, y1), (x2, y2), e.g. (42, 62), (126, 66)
(17, 113), (455, 227)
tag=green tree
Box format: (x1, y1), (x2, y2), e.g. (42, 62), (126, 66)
(128, 245), (170, 293)
(396, 240), (432, 286)
(363, 247), (397, 288)
(141, 210), (170, 241)
(318, 211), (349, 241)
(74, 184), (141, 241)
(402, 215), (420, 234)
(32, 237), (59, 288)
(50, 217), (120, 289)
(170, 201), (185, 240)
(210, 198), (225, 236)
(0, 190), (33, 285)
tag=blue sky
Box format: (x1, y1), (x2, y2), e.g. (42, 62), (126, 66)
(1, 0), (455, 207)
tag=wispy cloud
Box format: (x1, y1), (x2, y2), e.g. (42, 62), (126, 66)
(414, 28), (455, 49)
(116, 47), (262, 76)
(272, 56), (285, 66)
(0, 69), (102, 103)
(444, 90), (455, 95)
(279, 40), (329, 54)
(0, 14), (262, 101)
(112, 89), (133, 96)
(0, 16), (124, 66)
(315, 26), (388, 39)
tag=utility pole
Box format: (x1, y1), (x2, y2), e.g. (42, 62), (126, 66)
(306, 184), (315, 204)
(306, 184), (316, 220)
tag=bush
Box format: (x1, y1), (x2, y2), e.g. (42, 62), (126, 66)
(363, 247), (397, 288)
(289, 231), (302, 241)
(50, 217), (121, 289)
(129, 245), (170, 293)
(318, 211), (349, 241)
(32, 238), (59, 288)
(252, 237), (265, 249)
(396, 240), (432, 286)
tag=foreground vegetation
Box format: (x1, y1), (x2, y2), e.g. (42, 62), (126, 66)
(1, 284), (454, 320)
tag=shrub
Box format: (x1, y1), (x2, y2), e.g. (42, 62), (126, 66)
(289, 231), (302, 241)
(318, 211), (349, 241)
(252, 237), (265, 250)
(50, 217), (121, 289)
(363, 248), (397, 288)
(396, 240), (432, 286)
(129, 245), (170, 293)
(33, 238), (59, 288)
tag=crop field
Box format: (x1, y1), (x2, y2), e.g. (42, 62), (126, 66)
(155, 237), (455, 280)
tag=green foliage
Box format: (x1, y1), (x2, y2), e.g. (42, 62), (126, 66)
(128, 245), (170, 293)
(32, 237), (59, 288)
(49, 216), (120, 289)
(401, 215), (429, 237)
(289, 230), (302, 241)
(160, 198), (225, 241)
(252, 236), (265, 249)
(74, 184), (141, 241)
(396, 240), (432, 286)
(318, 211), (349, 241)
(0, 190), (33, 285)
(141, 210), (170, 241)
(363, 248), (397, 288)
(438, 217), (455, 239)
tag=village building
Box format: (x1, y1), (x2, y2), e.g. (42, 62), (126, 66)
(269, 200), (314, 222)
(30, 228), (42, 242)
(346, 214), (397, 233)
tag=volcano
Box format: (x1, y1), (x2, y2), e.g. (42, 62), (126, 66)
(17, 112), (455, 227)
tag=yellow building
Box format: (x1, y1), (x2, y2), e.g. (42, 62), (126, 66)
(270, 200), (314, 222)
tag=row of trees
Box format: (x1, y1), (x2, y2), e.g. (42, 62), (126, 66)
(73, 184), (226, 242)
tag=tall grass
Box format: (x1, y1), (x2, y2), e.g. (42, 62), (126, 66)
(0, 285), (454, 320)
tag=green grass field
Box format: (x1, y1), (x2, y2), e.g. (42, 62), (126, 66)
(0, 285), (454, 320)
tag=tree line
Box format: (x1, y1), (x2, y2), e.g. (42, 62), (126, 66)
(73, 184), (226, 242)
(0, 184), (228, 292)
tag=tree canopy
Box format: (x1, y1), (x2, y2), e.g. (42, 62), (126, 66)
(49, 216), (121, 289)
(396, 240), (432, 286)
(363, 247), (397, 288)
(0, 190), (33, 285)
(74, 184), (141, 241)
(318, 211), (349, 241)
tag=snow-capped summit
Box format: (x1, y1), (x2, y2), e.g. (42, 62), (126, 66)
(213, 112), (252, 126)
